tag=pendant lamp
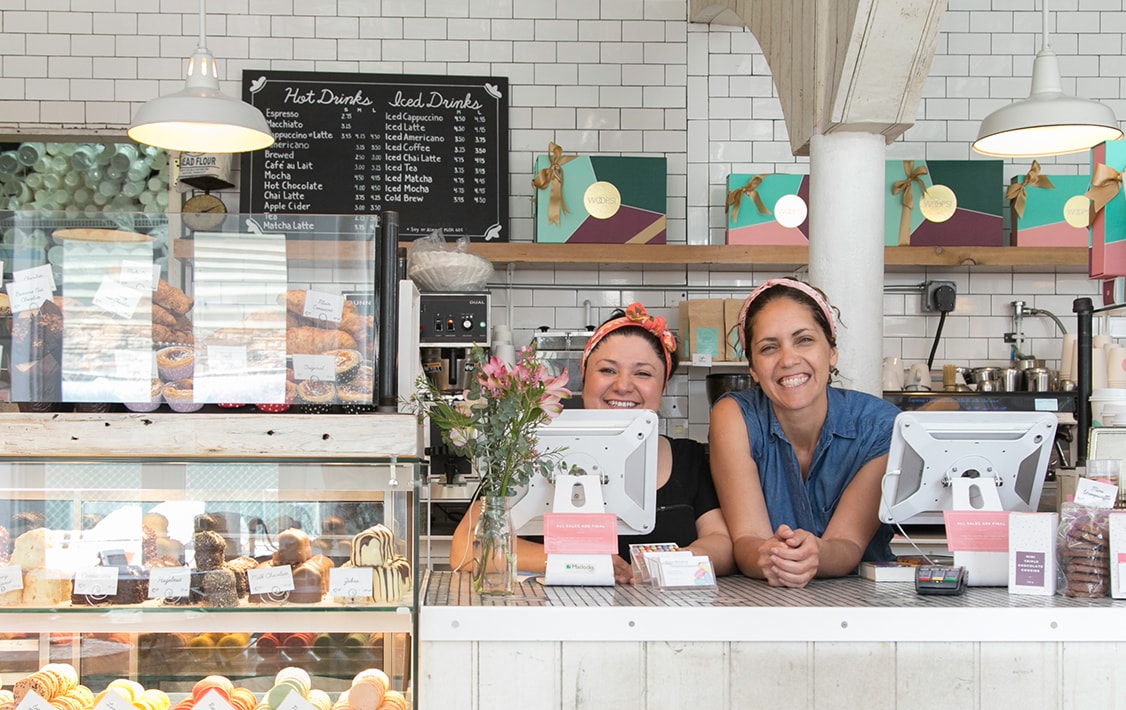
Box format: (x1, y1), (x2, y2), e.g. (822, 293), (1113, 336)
(972, 1), (1121, 158)
(127, 0), (273, 153)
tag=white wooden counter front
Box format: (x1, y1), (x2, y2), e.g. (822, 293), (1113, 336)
(419, 571), (1126, 710)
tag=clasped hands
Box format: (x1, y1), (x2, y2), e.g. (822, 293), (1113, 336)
(757, 524), (821, 588)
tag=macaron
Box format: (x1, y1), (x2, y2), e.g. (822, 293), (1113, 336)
(306, 689), (332, 710)
(376, 690), (407, 710)
(273, 667), (311, 697)
(192, 676), (234, 704)
(352, 669), (389, 695)
(344, 681), (382, 710)
(265, 680), (305, 709)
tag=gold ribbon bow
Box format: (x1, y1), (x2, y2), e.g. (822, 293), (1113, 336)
(1085, 162), (1123, 220)
(725, 175), (770, 223)
(531, 142), (577, 226)
(890, 160), (928, 246)
(1005, 160), (1056, 219)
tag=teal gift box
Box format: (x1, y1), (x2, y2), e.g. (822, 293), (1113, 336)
(1009, 164), (1089, 248)
(1089, 141), (1126, 278)
(724, 173), (810, 245)
(884, 159), (1004, 247)
(532, 146), (666, 244)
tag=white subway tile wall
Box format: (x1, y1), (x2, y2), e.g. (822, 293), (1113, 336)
(1, 0), (1111, 437)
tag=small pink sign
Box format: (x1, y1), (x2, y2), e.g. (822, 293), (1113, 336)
(943, 510), (1010, 552)
(543, 513), (618, 555)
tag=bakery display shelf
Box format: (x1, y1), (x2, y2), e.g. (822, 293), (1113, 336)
(0, 412), (421, 461)
(0, 608), (413, 633)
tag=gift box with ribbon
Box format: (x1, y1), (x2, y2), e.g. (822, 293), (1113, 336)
(883, 159), (1004, 247)
(1088, 141), (1126, 278)
(724, 173), (810, 245)
(532, 142), (666, 244)
(1008, 161), (1090, 248)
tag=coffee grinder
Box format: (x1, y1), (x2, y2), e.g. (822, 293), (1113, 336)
(417, 291), (491, 483)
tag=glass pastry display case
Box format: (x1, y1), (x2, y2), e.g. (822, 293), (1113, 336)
(0, 411), (422, 706)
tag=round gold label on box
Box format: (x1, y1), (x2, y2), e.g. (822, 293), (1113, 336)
(773, 194), (807, 229)
(584, 181), (622, 219)
(1064, 195), (1091, 228)
(919, 184), (957, 223)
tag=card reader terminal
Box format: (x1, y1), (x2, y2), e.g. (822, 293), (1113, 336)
(915, 565), (967, 596)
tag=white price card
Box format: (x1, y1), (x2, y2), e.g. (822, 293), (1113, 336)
(330, 567), (373, 599)
(301, 289), (344, 324)
(1074, 477), (1118, 509)
(93, 688), (133, 710)
(292, 354), (334, 382)
(74, 567), (119, 596)
(147, 566), (191, 599)
(691, 352), (713, 366)
(0, 565), (23, 594)
(13, 263), (55, 291)
(276, 690), (318, 710)
(248, 565), (295, 595)
(118, 260), (159, 291)
(93, 277), (143, 319)
(114, 349), (155, 380)
(6, 272), (54, 313)
(206, 345), (249, 375)
(195, 689), (237, 710)
(16, 689), (51, 710)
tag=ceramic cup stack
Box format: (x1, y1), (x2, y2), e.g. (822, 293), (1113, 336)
(492, 325), (516, 367)
(1107, 345), (1126, 389)
(1090, 388), (1126, 427)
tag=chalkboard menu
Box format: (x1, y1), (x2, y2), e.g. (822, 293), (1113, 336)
(240, 71), (509, 241)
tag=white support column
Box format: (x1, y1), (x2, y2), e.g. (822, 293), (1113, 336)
(808, 132), (886, 397)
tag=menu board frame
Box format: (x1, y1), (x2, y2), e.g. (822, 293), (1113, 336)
(240, 70), (510, 242)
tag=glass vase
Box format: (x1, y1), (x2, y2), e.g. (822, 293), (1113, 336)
(472, 495), (517, 596)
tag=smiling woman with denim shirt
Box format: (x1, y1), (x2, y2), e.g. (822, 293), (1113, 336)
(709, 279), (900, 588)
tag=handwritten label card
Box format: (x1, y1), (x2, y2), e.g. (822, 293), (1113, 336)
(1074, 477), (1119, 509)
(195, 689), (237, 710)
(206, 345), (249, 375)
(73, 567), (119, 596)
(248, 565), (295, 595)
(0, 565), (23, 594)
(93, 688), (133, 710)
(93, 277), (143, 319)
(301, 290), (344, 323)
(329, 567), (373, 599)
(118, 260), (159, 291)
(148, 566), (191, 599)
(6, 270), (54, 313)
(16, 689), (51, 710)
(276, 690), (317, 710)
(292, 354), (334, 382)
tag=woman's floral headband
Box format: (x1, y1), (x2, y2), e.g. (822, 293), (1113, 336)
(581, 303), (677, 382)
(737, 278), (837, 350)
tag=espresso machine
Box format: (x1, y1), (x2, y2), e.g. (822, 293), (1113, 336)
(417, 291), (491, 482)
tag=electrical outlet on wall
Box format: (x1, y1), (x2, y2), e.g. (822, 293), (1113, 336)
(923, 281), (957, 313)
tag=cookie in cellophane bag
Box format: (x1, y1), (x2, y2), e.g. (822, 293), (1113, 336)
(1057, 502), (1111, 598)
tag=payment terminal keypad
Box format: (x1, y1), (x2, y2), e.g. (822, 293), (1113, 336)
(914, 565), (967, 596)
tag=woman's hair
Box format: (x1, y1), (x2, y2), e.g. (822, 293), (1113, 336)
(584, 305), (681, 382)
(739, 278), (841, 379)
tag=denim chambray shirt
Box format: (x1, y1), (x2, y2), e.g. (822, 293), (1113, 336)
(720, 385), (900, 563)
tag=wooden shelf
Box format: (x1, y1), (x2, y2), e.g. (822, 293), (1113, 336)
(174, 240), (1088, 269)
(465, 244), (1089, 268)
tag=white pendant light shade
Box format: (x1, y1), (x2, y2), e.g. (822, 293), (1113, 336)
(973, 3), (1121, 158)
(128, 2), (273, 153)
(973, 48), (1121, 157)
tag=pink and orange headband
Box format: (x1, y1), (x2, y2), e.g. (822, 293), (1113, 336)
(737, 278), (837, 350)
(580, 303), (677, 382)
